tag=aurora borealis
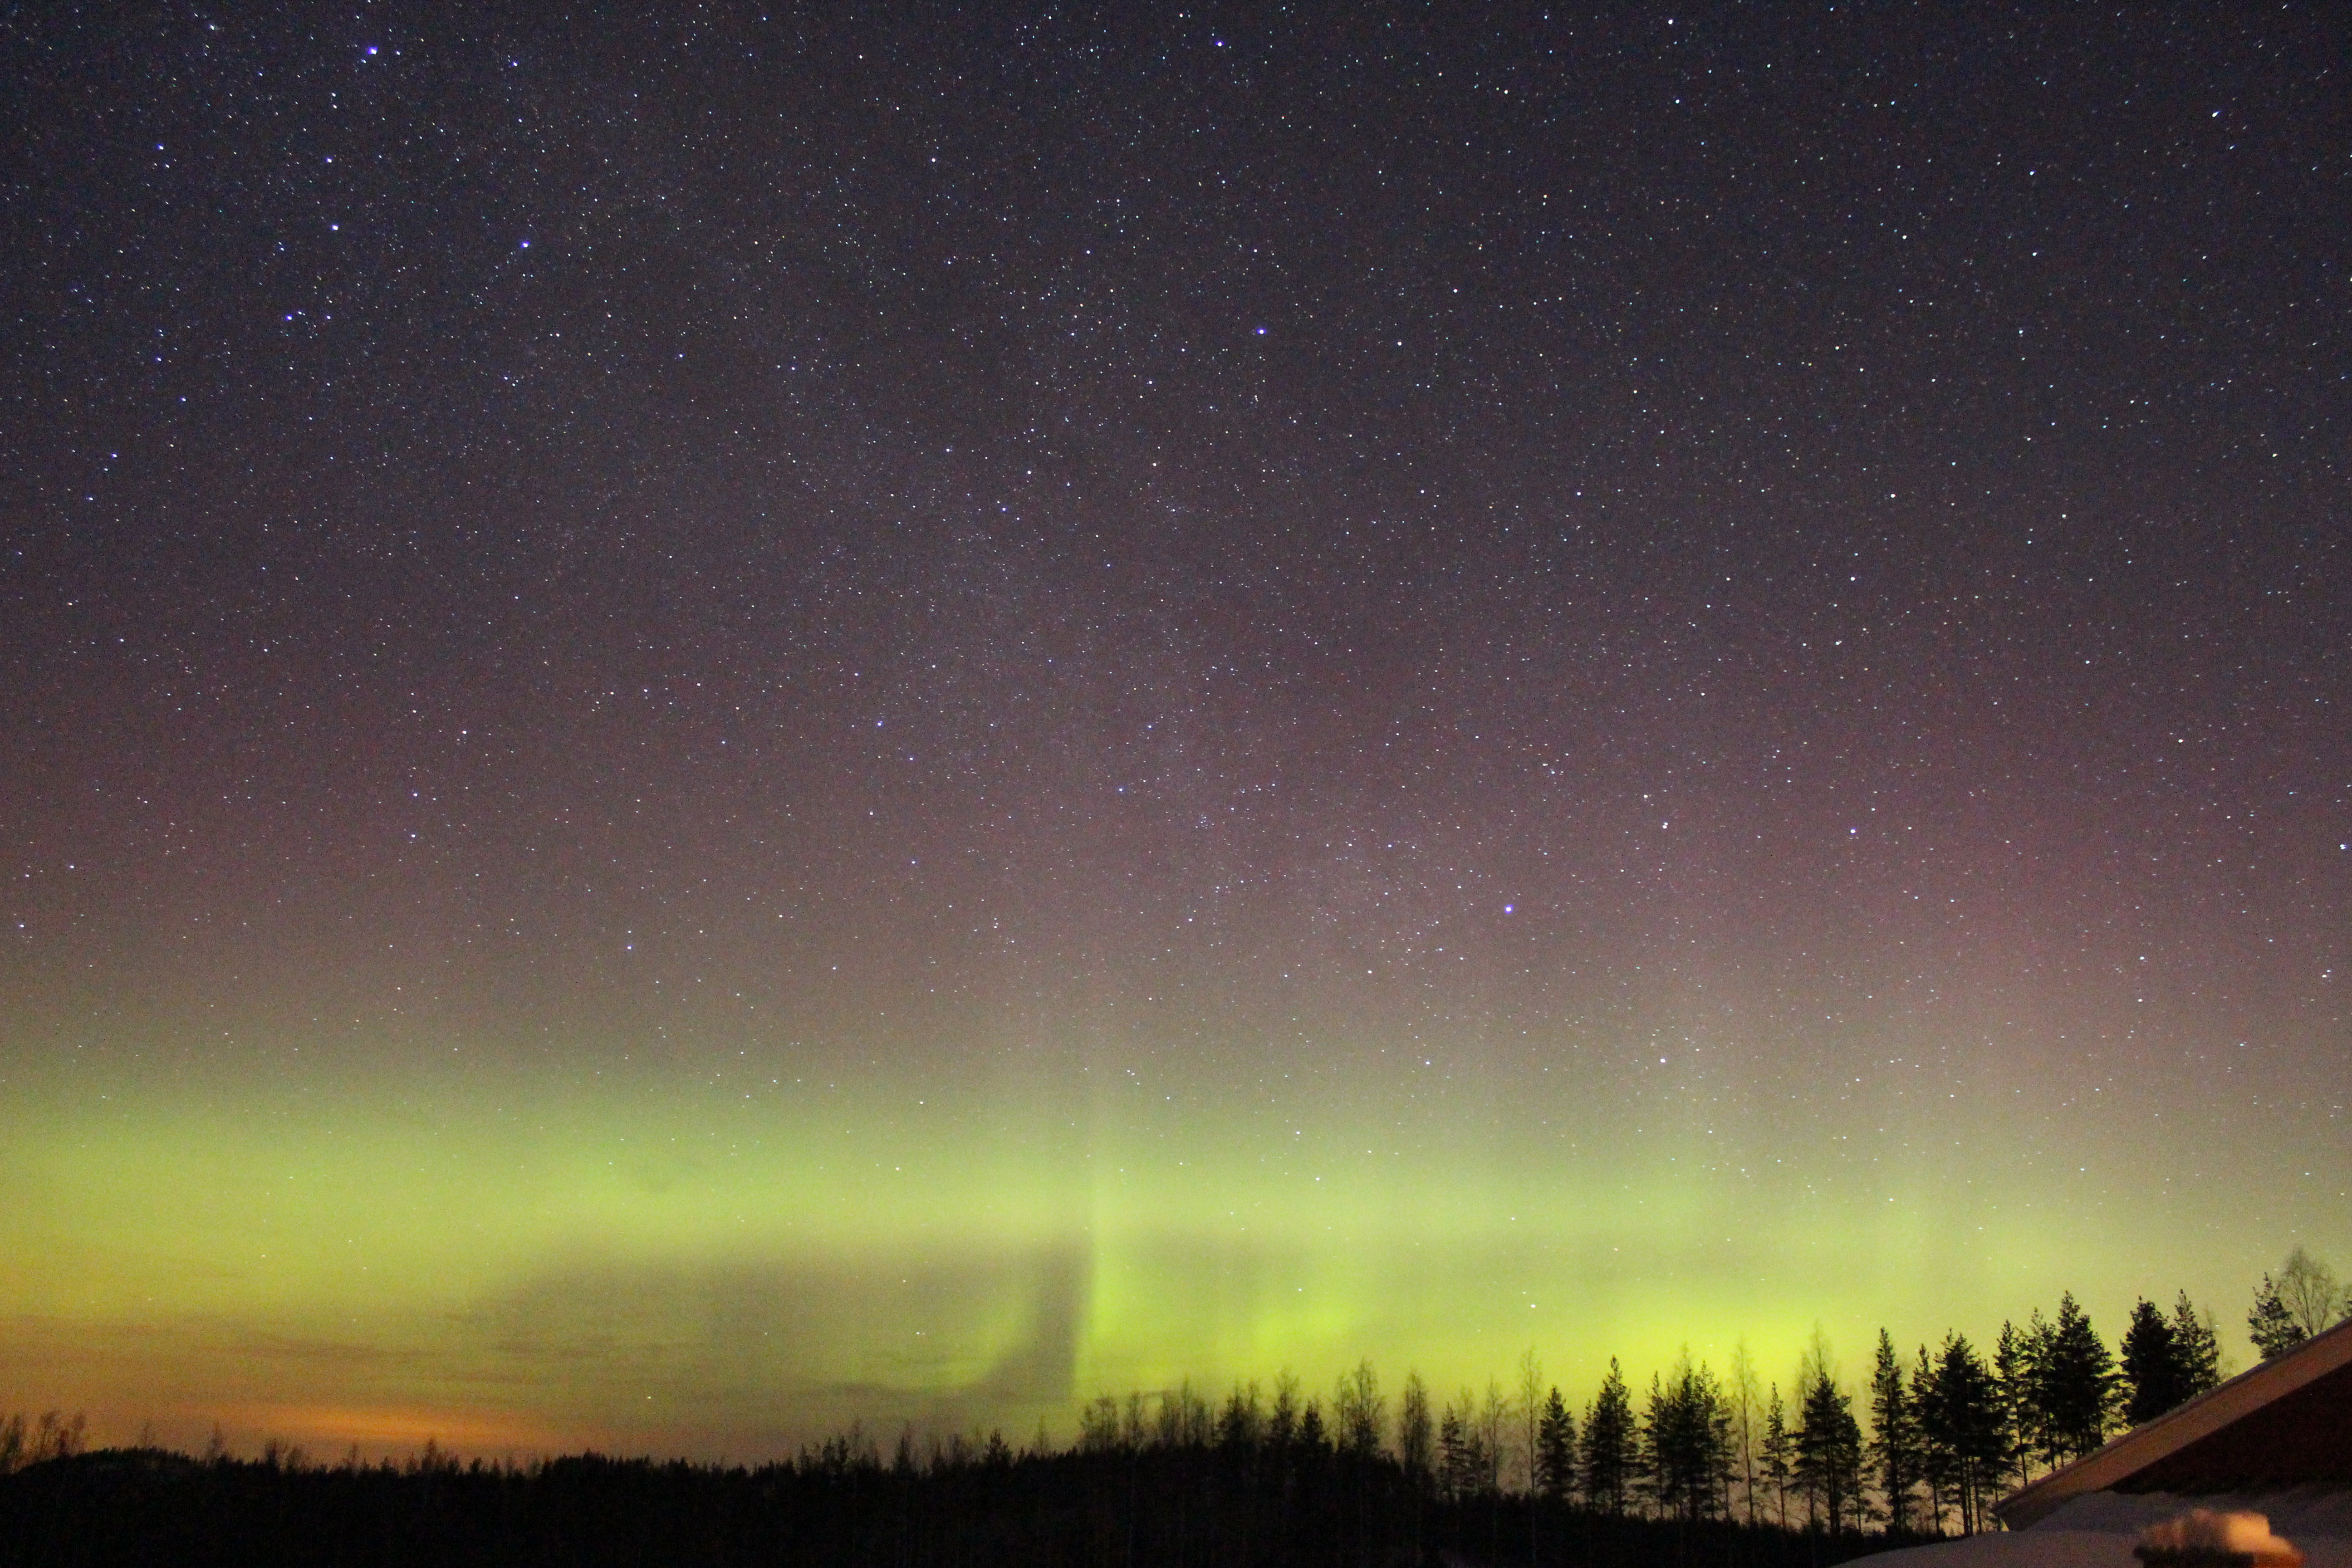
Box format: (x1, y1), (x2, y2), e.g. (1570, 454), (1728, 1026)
(2, 5), (2346, 1462)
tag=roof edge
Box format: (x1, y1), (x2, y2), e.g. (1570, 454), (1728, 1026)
(1995, 1316), (2352, 1531)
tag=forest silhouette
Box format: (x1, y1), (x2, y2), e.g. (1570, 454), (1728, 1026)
(3, 1251), (2344, 1568)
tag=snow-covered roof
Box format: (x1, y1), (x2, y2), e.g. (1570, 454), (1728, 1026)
(1866, 1490), (2352, 1568)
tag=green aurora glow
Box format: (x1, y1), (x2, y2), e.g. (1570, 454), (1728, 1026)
(6, 996), (2338, 1458)
(4, 2), (2347, 1469)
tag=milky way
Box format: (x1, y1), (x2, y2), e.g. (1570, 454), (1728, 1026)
(2, 5), (2345, 1458)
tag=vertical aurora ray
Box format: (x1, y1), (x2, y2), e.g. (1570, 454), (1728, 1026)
(3, 3), (2346, 1464)
(5, 967), (2339, 1456)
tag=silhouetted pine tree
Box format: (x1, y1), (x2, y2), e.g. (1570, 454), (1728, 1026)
(2120, 1298), (2192, 1425)
(1269, 1373), (1301, 1449)
(1994, 1317), (2043, 1483)
(1439, 1395), (1486, 1501)
(1638, 1373), (1670, 1519)
(1640, 1356), (1731, 1524)
(2247, 1247), (2343, 1361)
(1079, 1395), (1122, 1454)
(1297, 1402), (1330, 1456)
(1581, 1359), (1637, 1517)
(1218, 1381), (1267, 1451)
(1911, 1344), (1952, 1535)
(1760, 1386), (1793, 1529)
(1866, 1330), (1919, 1533)
(2034, 1294), (2117, 1463)
(1917, 1332), (2004, 1536)
(1794, 1370), (1864, 1533)
(1536, 1387), (1576, 1502)
(2171, 1293), (2222, 1396)
(2248, 1274), (2302, 1360)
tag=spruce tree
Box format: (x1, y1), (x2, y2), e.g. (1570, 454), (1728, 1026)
(2036, 1293), (2118, 1462)
(1440, 1399), (1472, 1500)
(1867, 1329), (1919, 1532)
(1641, 1356), (1732, 1524)
(1919, 1332), (2003, 1535)
(1640, 1372), (1670, 1517)
(1536, 1387), (1576, 1502)
(1582, 1359), (1637, 1517)
(1444, 1387), (1495, 1497)
(2120, 1298), (2190, 1424)
(1269, 1372), (1301, 1448)
(1911, 1343), (1950, 1536)
(1706, 1362), (1736, 1522)
(1794, 1370), (1864, 1533)
(1216, 1381), (1264, 1450)
(2170, 1293), (2222, 1395)
(2248, 1274), (2303, 1360)
(2249, 1247), (2343, 1358)
(1298, 1400), (1331, 1455)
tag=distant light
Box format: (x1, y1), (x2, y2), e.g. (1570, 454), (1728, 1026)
(1502, 904), (1513, 913)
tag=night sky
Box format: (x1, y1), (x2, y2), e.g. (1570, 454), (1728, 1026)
(3, 4), (2346, 1461)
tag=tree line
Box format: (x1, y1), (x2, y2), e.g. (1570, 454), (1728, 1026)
(1405, 1242), (2343, 1543)
(0, 1416), (1894, 1568)
(4, 1249), (2344, 1565)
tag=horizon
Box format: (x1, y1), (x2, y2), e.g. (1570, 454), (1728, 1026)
(0, 1249), (2297, 1464)
(3, 5), (2344, 1470)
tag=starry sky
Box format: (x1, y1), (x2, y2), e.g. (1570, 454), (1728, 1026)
(2, 4), (2346, 1460)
